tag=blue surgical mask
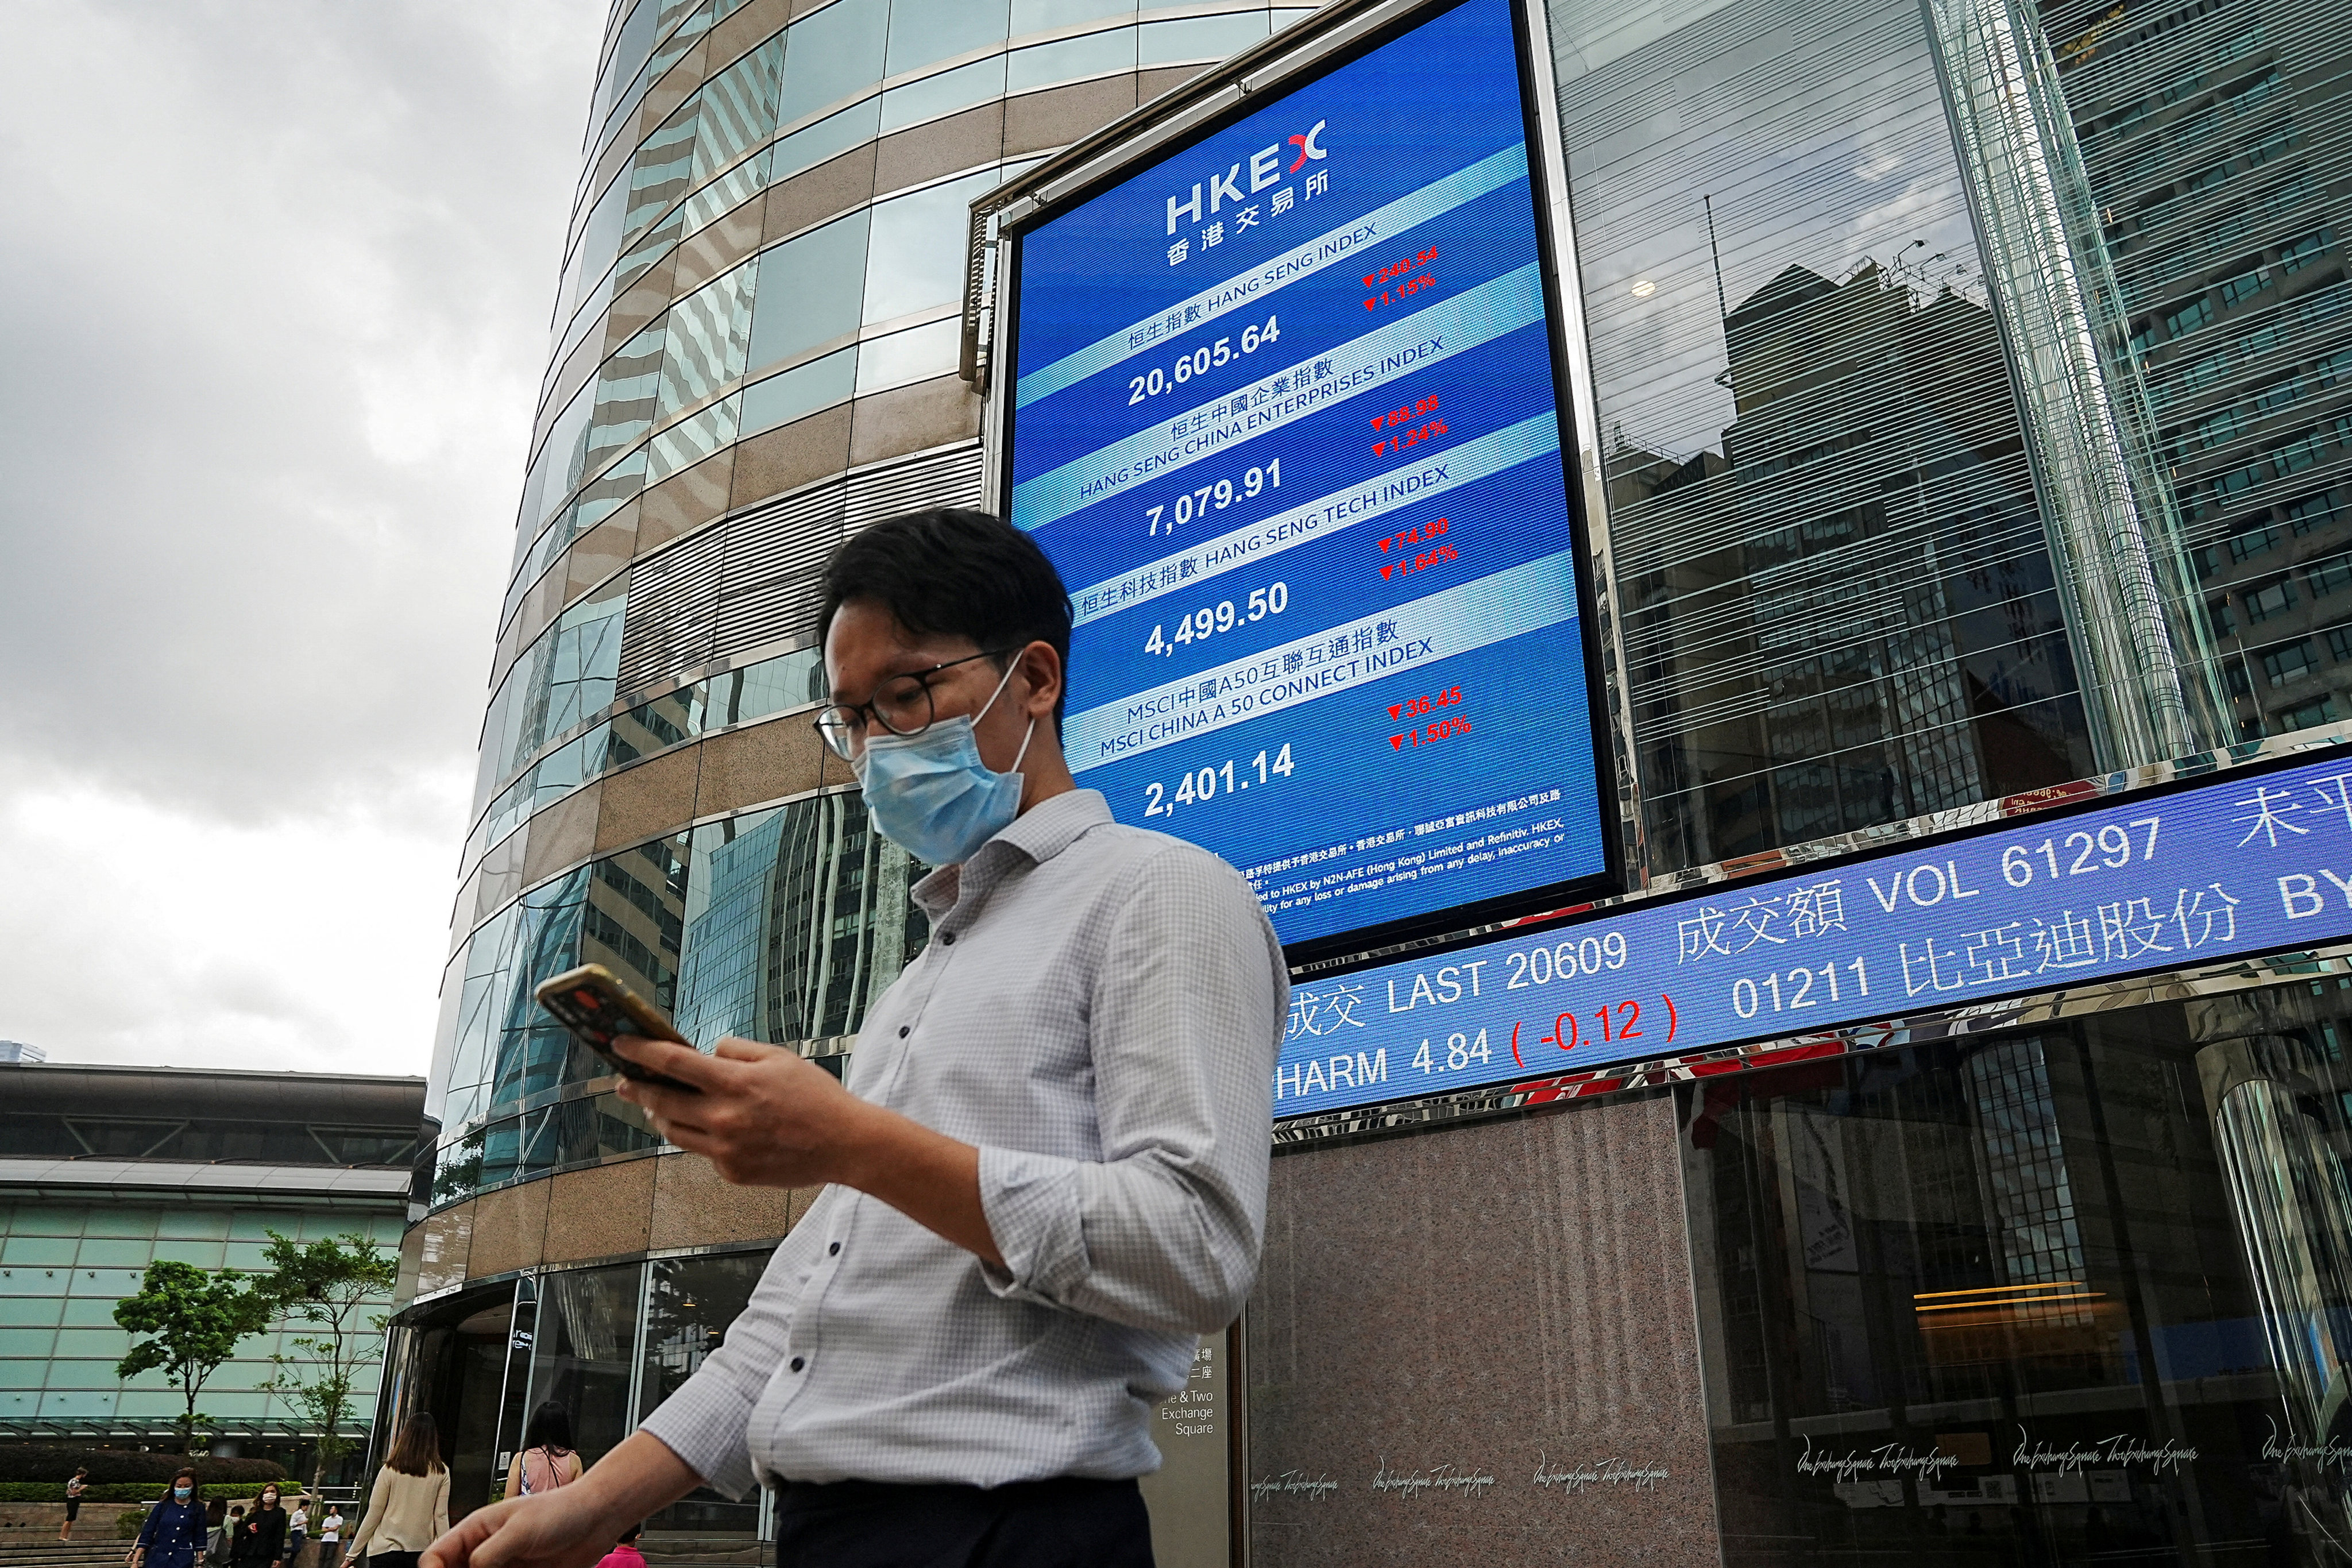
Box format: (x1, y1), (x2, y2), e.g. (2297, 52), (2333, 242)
(853, 661), (1037, 866)
(173, 1487), (191, 1501)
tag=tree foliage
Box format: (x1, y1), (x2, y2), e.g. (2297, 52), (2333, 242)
(252, 1230), (398, 1493)
(113, 1262), (273, 1453)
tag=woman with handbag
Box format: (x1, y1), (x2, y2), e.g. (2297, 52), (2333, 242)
(345, 1415), (450, 1568)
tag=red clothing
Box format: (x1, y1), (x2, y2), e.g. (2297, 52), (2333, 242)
(594, 1544), (646, 1568)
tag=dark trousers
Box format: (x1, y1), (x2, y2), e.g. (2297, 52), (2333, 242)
(774, 1476), (1153, 1568)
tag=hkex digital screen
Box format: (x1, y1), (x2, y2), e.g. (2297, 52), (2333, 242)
(1002, 0), (1611, 949)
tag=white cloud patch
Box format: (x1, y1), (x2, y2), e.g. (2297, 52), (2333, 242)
(0, 1), (604, 1071)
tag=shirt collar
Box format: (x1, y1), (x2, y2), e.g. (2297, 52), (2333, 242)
(911, 789), (1112, 917)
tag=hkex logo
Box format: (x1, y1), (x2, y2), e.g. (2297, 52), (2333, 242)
(1163, 120), (1327, 234)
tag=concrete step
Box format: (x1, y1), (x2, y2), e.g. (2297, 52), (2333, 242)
(638, 1536), (767, 1568)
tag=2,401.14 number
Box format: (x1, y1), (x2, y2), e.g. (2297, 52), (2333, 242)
(1143, 744), (1295, 817)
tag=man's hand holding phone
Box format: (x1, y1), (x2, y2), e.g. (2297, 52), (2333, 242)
(607, 1036), (872, 1189)
(609, 1035), (1008, 1270)
(532, 963), (1006, 1272)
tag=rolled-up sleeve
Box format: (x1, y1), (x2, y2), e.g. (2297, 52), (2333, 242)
(636, 1191), (832, 1497)
(976, 845), (1284, 1333)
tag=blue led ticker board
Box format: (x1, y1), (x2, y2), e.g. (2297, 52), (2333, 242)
(1270, 751), (2352, 1119)
(1002, 0), (1613, 952)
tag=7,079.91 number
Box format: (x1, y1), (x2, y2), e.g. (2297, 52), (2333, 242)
(1143, 744), (1295, 818)
(1148, 459), (1280, 537)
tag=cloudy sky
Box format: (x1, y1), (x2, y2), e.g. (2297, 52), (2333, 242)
(0, 2), (603, 1075)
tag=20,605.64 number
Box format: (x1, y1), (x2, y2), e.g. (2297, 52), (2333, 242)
(1127, 316), (1280, 405)
(1143, 744), (1295, 817)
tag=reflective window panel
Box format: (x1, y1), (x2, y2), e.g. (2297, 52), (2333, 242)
(1557, 0), (2093, 874)
(2044, 0), (2352, 743)
(1682, 978), (2352, 1566)
(675, 790), (931, 1050)
(523, 1262), (641, 1465)
(639, 1250), (768, 1534)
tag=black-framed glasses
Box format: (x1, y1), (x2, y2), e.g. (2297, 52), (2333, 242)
(813, 649), (1011, 759)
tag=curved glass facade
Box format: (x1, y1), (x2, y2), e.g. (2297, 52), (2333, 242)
(433, 783), (926, 1176)
(430, 2), (1330, 1178)
(391, 5), (1315, 1542)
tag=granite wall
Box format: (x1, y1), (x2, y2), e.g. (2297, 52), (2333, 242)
(1246, 1094), (1717, 1566)
(396, 1149), (810, 1303)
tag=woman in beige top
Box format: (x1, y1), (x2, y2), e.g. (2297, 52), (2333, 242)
(344, 1415), (449, 1568)
(502, 1403), (582, 1502)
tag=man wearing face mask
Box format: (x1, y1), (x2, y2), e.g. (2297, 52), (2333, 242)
(423, 509), (1284, 1568)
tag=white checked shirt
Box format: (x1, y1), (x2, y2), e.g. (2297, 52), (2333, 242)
(636, 788), (1286, 1490)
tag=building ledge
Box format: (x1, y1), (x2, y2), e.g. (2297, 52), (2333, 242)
(0, 1158), (411, 1203)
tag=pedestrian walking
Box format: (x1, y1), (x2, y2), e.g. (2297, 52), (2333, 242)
(315, 1509), (344, 1568)
(345, 1415), (450, 1568)
(504, 1403), (582, 1500)
(206, 1505), (235, 1568)
(420, 509), (1284, 1567)
(590, 1524), (643, 1568)
(61, 1466), (87, 1541)
(285, 1497), (310, 1568)
(232, 1486), (287, 1568)
(128, 1469), (207, 1568)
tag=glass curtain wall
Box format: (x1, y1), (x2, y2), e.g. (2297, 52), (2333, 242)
(638, 1251), (770, 1532)
(524, 1263), (643, 1474)
(1551, 0), (2098, 872)
(2030, 0), (2352, 744)
(430, 788), (926, 1210)
(387, 1252), (773, 1526)
(440, 0), (1319, 1191)
(1681, 978), (2352, 1567)
(1554, 0), (2352, 872)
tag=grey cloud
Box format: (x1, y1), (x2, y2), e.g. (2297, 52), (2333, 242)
(0, 2), (604, 1070)
(0, 0), (603, 826)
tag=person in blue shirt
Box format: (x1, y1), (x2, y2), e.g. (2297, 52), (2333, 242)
(130, 1469), (207, 1568)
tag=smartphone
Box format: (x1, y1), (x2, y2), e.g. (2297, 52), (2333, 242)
(533, 964), (702, 1094)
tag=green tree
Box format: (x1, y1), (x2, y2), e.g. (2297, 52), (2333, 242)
(114, 1262), (274, 1453)
(253, 1231), (399, 1494)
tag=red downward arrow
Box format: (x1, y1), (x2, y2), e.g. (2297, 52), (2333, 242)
(1387, 704), (1402, 720)
(1390, 735), (1405, 750)
(1380, 564), (1393, 580)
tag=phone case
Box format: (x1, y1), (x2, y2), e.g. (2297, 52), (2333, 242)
(533, 964), (701, 1092)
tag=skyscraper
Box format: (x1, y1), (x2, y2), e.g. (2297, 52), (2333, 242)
(392, 0), (1314, 1543)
